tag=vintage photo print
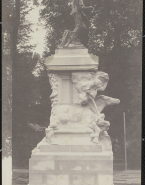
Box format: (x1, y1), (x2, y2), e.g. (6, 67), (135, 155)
(2, 0), (142, 185)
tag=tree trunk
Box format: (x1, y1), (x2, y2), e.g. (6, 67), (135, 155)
(11, 0), (20, 58)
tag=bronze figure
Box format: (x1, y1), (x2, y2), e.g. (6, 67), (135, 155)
(59, 0), (93, 48)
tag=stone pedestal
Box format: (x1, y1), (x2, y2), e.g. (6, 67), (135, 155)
(29, 148), (113, 185)
(29, 129), (113, 185)
(29, 44), (119, 185)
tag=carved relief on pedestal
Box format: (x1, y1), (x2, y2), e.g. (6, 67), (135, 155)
(46, 73), (60, 143)
(71, 71), (109, 105)
(48, 73), (59, 111)
(46, 71), (120, 146)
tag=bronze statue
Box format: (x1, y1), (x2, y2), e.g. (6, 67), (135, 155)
(58, 0), (93, 48)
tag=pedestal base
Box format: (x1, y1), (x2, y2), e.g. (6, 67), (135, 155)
(29, 145), (113, 185)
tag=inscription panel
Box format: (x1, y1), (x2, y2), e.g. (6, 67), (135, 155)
(59, 74), (72, 104)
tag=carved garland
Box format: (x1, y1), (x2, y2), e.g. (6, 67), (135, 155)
(46, 73), (60, 143)
(48, 73), (59, 116)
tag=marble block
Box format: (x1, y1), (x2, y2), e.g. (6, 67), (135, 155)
(45, 47), (99, 71)
(29, 150), (113, 185)
(35, 135), (102, 153)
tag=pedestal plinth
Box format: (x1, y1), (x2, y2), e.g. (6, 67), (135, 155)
(29, 144), (113, 185)
(29, 120), (114, 185)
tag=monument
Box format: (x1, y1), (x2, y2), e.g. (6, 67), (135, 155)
(29, 1), (120, 184)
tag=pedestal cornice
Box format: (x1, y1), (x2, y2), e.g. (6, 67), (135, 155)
(45, 47), (99, 71)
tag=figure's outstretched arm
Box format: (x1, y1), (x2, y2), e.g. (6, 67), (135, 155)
(78, 0), (85, 9)
(95, 95), (120, 113)
(79, 0), (94, 11)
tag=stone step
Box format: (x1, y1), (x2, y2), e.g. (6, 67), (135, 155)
(38, 144), (102, 153)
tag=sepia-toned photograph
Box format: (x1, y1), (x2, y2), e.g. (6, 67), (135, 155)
(2, 0), (142, 185)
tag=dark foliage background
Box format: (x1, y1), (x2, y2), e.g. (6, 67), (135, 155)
(2, 0), (142, 170)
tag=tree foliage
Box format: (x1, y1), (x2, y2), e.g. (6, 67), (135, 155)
(11, 0), (35, 54)
(88, 0), (142, 54)
(10, 0), (51, 168)
(12, 53), (51, 168)
(2, 0), (14, 159)
(40, 0), (142, 54)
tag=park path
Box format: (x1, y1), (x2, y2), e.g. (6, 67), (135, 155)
(12, 169), (141, 185)
(114, 170), (141, 185)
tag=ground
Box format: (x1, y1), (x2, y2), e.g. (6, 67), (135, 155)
(12, 169), (141, 185)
